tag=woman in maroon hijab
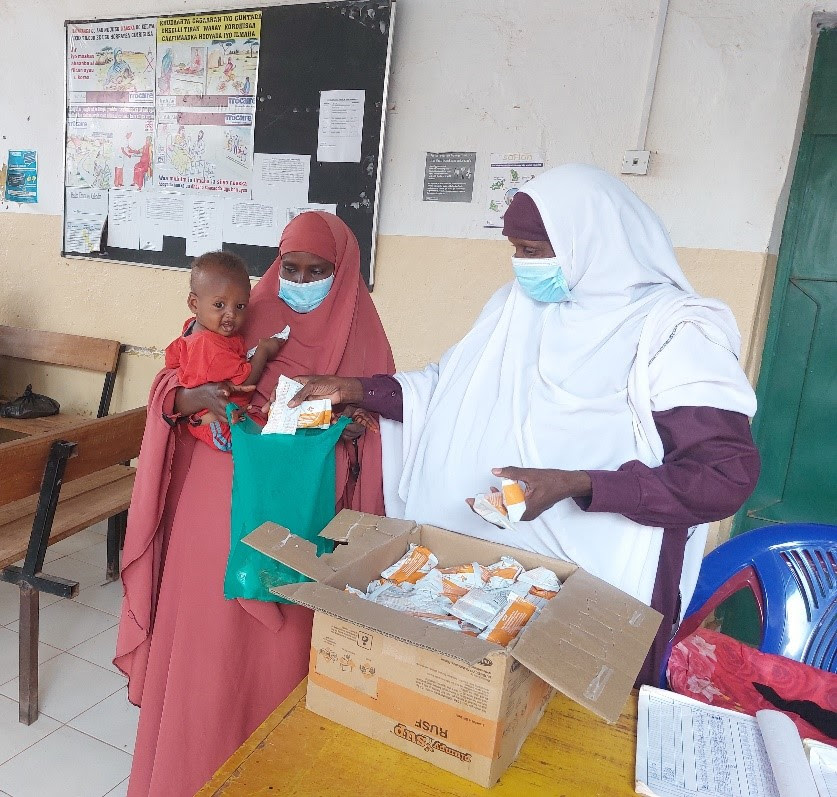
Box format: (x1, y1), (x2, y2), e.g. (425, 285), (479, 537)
(116, 213), (394, 796)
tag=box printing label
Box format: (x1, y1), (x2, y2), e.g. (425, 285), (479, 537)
(391, 723), (474, 763)
(412, 652), (495, 715)
(310, 614), (506, 758)
(315, 620), (381, 698)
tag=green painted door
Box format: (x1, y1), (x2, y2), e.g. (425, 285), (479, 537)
(735, 29), (837, 532)
(723, 28), (837, 641)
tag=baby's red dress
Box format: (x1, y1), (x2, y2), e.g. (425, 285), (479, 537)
(165, 318), (251, 451)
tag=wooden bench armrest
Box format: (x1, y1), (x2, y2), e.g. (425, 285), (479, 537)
(0, 326), (121, 373)
(0, 407), (147, 507)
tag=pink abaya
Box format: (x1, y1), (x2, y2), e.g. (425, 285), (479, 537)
(116, 376), (313, 796)
(126, 429), (312, 795)
(116, 213), (394, 796)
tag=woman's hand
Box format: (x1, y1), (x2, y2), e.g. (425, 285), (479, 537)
(246, 387), (274, 418)
(288, 376), (364, 408)
(490, 466), (592, 521)
(342, 406), (379, 433)
(174, 382), (256, 421)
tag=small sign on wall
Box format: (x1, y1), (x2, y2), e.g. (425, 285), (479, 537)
(422, 151), (476, 202)
(485, 152), (544, 227)
(5, 150), (38, 203)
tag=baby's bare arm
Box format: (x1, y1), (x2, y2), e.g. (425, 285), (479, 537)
(242, 338), (284, 386)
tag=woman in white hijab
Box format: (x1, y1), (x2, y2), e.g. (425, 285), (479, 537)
(289, 164), (760, 685)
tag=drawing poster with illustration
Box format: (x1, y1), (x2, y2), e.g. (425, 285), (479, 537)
(154, 122), (253, 194)
(485, 152), (545, 227)
(65, 109), (155, 191)
(67, 18), (157, 102)
(157, 30), (259, 98)
(155, 11), (260, 193)
(156, 42), (208, 95)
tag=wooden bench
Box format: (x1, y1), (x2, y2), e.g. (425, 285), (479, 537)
(0, 325), (123, 438)
(0, 407), (146, 724)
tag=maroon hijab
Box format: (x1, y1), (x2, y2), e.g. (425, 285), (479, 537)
(502, 191), (550, 240)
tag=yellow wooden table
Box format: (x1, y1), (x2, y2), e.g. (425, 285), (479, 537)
(197, 679), (638, 797)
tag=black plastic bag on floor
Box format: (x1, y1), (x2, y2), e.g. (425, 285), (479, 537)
(0, 384), (60, 419)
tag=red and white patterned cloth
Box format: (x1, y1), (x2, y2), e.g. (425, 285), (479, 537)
(667, 628), (837, 744)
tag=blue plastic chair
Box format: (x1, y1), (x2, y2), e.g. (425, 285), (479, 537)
(664, 523), (837, 682)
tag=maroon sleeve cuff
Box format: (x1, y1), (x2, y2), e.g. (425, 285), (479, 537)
(358, 375), (403, 422)
(574, 469), (642, 515)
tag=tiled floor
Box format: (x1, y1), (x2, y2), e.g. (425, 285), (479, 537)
(0, 522), (136, 797)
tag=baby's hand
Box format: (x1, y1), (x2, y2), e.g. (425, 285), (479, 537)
(331, 405), (378, 441)
(257, 337), (284, 359)
(350, 407), (379, 432)
(337, 405), (379, 433)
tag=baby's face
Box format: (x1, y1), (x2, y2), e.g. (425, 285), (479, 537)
(188, 272), (251, 337)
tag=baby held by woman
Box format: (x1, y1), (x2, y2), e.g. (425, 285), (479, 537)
(165, 251), (283, 451)
(166, 250), (377, 451)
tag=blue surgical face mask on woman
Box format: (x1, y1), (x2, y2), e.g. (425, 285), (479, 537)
(279, 274), (334, 313)
(512, 256), (571, 303)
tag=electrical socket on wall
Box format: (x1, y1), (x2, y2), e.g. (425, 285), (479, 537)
(621, 150), (650, 175)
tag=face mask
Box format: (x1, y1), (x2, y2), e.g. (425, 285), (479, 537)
(512, 257), (571, 303)
(279, 274), (334, 313)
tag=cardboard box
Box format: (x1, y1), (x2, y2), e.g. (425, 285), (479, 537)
(244, 510), (662, 787)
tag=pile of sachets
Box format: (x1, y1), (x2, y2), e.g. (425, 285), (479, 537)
(346, 544), (561, 647)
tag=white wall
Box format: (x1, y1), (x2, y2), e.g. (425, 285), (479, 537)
(2, 0), (832, 252)
(1, 0), (834, 410)
(376, 0), (830, 251)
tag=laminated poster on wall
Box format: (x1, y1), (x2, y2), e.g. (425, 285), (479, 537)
(485, 152), (545, 227)
(66, 19), (157, 199)
(67, 18), (157, 104)
(64, 187), (108, 253)
(4, 150), (38, 203)
(154, 11), (261, 195)
(66, 109), (156, 192)
(422, 151), (477, 202)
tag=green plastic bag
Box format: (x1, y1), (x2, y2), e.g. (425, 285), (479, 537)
(223, 404), (350, 602)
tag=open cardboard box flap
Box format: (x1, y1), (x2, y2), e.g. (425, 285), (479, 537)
(241, 511), (417, 583)
(316, 509), (416, 544)
(241, 522), (337, 583)
(245, 512), (662, 723)
(315, 510), (418, 572)
(509, 569), (662, 722)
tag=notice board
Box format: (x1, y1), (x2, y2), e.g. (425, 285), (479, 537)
(63, 1), (394, 286)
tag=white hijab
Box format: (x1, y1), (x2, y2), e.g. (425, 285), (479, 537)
(381, 164), (756, 607)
